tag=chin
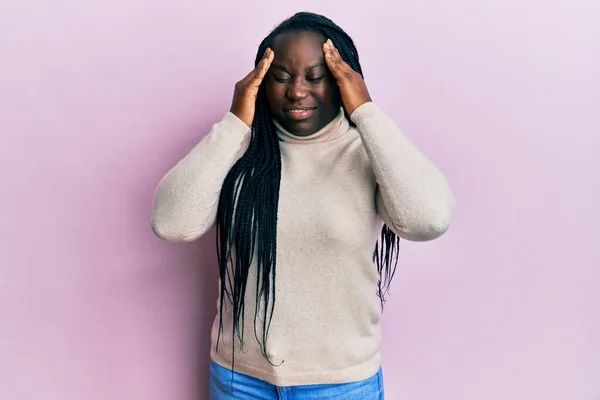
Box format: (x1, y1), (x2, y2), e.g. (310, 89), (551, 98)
(273, 113), (313, 135)
(285, 122), (319, 136)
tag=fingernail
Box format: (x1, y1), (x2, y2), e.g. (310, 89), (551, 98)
(327, 39), (333, 48)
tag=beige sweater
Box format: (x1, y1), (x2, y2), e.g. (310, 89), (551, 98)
(151, 102), (455, 386)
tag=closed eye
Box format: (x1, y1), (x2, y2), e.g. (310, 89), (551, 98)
(271, 75), (325, 83)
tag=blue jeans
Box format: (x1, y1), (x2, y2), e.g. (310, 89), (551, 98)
(209, 361), (384, 399)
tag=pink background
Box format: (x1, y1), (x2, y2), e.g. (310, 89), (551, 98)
(1, 1), (598, 399)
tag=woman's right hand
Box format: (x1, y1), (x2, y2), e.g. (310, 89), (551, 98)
(230, 48), (274, 127)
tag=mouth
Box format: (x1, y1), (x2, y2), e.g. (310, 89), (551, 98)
(283, 107), (317, 121)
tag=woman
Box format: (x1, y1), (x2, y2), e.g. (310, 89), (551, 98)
(152, 11), (455, 400)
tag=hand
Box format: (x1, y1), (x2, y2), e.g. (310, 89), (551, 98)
(323, 39), (372, 116)
(230, 48), (275, 127)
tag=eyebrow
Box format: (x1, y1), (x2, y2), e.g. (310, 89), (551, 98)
(271, 63), (327, 73)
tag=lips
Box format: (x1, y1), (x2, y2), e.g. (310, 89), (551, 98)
(283, 106), (317, 121)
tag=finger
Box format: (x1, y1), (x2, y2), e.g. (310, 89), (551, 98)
(253, 48), (274, 84)
(240, 48), (269, 82)
(242, 48), (273, 84)
(323, 40), (351, 77)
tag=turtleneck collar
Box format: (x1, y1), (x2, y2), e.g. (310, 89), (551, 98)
(274, 107), (349, 144)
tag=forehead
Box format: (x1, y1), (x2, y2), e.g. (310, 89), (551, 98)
(271, 30), (325, 66)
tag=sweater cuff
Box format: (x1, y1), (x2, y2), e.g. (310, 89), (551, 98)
(349, 101), (383, 125)
(222, 111), (252, 136)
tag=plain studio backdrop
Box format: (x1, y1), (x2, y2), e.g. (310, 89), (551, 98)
(1, 1), (598, 399)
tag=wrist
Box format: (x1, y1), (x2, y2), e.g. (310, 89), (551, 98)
(347, 97), (372, 116)
(230, 106), (252, 128)
(349, 101), (379, 124)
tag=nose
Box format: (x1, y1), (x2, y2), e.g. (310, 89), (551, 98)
(286, 78), (309, 101)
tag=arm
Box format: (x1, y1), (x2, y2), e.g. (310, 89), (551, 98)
(151, 112), (251, 242)
(351, 102), (456, 241)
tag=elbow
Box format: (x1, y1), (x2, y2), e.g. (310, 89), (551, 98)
(402, 220), (450, 242)
(151, 218), (179, 242)
(398, 194), (455, 242)
(422, 193), (456, 240)
(151, 216), (194, 242)
(150, 210), (210, 243)
(425, 210), (453, 240)
(151, 191), (201, 242)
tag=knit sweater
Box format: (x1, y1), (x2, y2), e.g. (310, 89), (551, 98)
(151, 101), (455, 386)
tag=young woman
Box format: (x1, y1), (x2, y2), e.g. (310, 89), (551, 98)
(152, 11), (455, 400)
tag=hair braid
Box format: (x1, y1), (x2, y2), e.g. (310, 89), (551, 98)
(215, 12), (400, 370)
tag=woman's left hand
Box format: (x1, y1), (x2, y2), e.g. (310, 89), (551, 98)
(323, 39), (372, 115)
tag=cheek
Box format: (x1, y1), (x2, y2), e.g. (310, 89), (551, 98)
(265, 86), (280, 111)
(266, 84), (285, 106)
(319, 82), (341, 107)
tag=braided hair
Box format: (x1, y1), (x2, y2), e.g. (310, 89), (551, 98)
(215, 11), (400, 366)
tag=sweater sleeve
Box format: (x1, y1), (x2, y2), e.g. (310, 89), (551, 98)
(350, 102), (456, 241)
(151, 112), (251, 242)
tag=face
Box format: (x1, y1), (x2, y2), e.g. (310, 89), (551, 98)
(266, 30), (342, 137)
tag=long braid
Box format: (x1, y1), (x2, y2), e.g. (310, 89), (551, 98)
(215, 12), (400, 369)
